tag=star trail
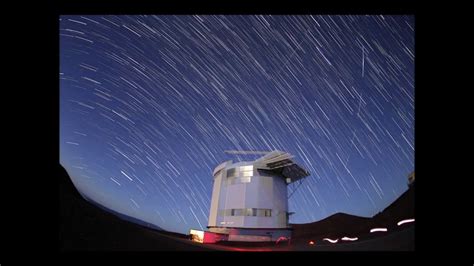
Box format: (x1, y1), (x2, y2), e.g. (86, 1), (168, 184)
(60, 15), (414, 234)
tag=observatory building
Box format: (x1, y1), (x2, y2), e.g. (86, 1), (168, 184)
(204, 150), (310, 242)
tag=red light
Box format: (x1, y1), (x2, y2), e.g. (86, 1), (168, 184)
(309, 241), (315, 245)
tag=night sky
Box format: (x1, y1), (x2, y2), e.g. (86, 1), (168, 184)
(60, 15), (414, 234)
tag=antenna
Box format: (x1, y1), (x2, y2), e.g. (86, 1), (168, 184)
(224, 150), (271, 155)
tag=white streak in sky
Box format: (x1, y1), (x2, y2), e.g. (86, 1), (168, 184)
(401, 133), (414, 151)
(362, 45), (365, 77)
(189, 206), (204, 230)
(121, 170), (133, 181)
(68, 18), (87, 25)
(82, 76), (102, 84)
(73, 131), (88, 136)
(77, 102), (95, 109)
(130, 198), (140, 208)
(75, 36), (94, 43)
(110, 177), (121, 186)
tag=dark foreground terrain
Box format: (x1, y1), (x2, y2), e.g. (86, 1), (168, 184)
(290, 181), (415, 251)
(60, 164), (414, 251)
(59, 164), (211, 251)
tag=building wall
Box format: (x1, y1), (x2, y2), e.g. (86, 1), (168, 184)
(207, 168), (223, 227)
(208, 161), (290, 230)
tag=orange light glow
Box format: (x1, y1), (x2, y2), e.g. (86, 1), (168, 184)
(309, 240), (315, 245)
(189, 229), (204, 243)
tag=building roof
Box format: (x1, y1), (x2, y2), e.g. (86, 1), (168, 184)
(254, 151), (310, 182)
(214, 150), (310, 182)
